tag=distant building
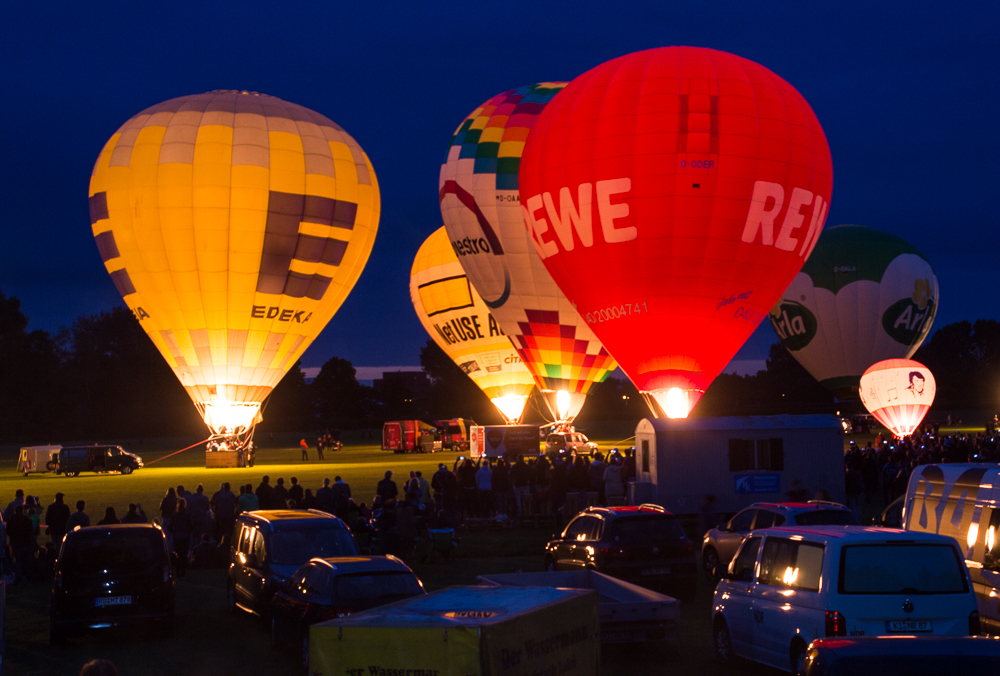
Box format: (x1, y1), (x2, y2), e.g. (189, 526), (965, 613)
(373, 370), (431, 399)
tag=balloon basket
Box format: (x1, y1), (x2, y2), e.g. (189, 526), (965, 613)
(205, 450), (241, 469)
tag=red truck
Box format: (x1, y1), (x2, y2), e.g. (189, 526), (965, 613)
(382, 420), (440, 454)
(434, 418), (476, 452)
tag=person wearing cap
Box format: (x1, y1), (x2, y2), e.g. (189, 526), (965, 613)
(45, 492), (71, 544)
(376, 471), (398, 502)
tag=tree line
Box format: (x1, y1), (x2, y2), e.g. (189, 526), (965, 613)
(2, 291), (997, 443)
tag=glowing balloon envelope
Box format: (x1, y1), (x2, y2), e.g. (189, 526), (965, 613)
(770, 224), (938, 399)
(859, 359), (936, 438)
(440, 83), (616, 422)
(410, 227), (536, 423)
(89, 91), (379, 435)
(519, 47), (833, 418)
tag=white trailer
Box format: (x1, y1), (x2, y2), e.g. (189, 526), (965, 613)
(17, 445), (62, 476)
(634, 415), (845, 515)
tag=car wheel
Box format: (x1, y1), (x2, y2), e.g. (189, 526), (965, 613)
(122, 465), (133, 475)
(227, 581), (237, 614)
(545, 558), (556, 572)
(714, 617), (736, 665)
(703, 547), (721, 583)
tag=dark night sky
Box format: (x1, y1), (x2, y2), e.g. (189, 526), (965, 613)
(2, 1), (997, 372)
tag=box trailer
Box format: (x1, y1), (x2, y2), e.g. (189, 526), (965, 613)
(309, 585), (599, 676)
(477, 570), (679, 644)
(17, 445), (61, 475)
(633, 415), (845, 516)
(382, 420), (439, 453)
(469, 425), (540, 459)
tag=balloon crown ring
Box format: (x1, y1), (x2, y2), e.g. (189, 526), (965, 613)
(208, 90), (272, 98)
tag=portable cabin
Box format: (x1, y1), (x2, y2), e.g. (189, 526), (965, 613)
(633, 415), (845, 516)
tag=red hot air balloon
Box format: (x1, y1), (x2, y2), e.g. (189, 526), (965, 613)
(519, 47), (833, 418)
(859, 359), (936, 438)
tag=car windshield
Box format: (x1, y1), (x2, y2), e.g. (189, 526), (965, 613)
(269, 526), (357, 566)
(61, 529), (165, 579)
(611, 516), (686, 545)
(794, 510), (860, 526)
(334, 571), (423, 603)
(840, 544), (968, 594)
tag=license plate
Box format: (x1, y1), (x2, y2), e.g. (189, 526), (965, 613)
(887, 620), (932, 632)
(642, 567), (671, 575)
(95, 596), (132, 607)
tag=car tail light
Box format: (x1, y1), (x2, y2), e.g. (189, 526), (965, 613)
(597, 546), (623, 560)
(969, 610), (981, 635)
(825, 610), (846, 637)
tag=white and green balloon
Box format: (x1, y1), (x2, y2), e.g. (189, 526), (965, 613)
(769, 224), (938, 400)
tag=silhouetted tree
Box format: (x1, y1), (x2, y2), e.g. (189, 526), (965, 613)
(57, 306), (199, 438)
(258, 361), (311, 432)
(312, 356), (371, 428)
(419, 340), (501, 423)
(0, 292), (63, 442)
(913, 319), (1000, 409)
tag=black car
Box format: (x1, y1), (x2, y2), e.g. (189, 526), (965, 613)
(57, 445), (143, 477)
(270, 555), (425, 668)
(51, 524), (174, 643)
(544, 505), (697, 601)
(800, 636), (1000, 676)
(228, 510), (358, 621)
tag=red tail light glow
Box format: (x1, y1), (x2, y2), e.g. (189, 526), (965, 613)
(825, 610), (846, 637)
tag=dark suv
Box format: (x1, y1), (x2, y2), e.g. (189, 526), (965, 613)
(228, 510), (358, 621)
(544, 505), (697, 600)
(51, 524), (174, 643)
(701, 501), (859, 583)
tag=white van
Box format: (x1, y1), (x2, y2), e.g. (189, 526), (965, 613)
(903, 463), (1000, 635)
(712, 526), (980, 673)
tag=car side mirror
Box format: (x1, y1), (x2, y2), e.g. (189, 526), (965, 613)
(718, 522), (729, 532)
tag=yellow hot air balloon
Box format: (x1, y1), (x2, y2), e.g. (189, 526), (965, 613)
(411, 227), (535, 423)
(89, 90), (378, 438)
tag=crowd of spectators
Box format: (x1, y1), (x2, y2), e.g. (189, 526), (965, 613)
(842, 425), (1000, 519)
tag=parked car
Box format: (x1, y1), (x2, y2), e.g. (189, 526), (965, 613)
(228, 510), (358, 621)
(800, 636), (1000, 676)
(56, 445), (143, 477)
(51, 524), (174, 643)
(270, 555), (425, 668)
(544, 431), (598, 457)
(544, 505), (697, 600)
(702, 501), (859, 583)
(712, 525), (981, 674)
